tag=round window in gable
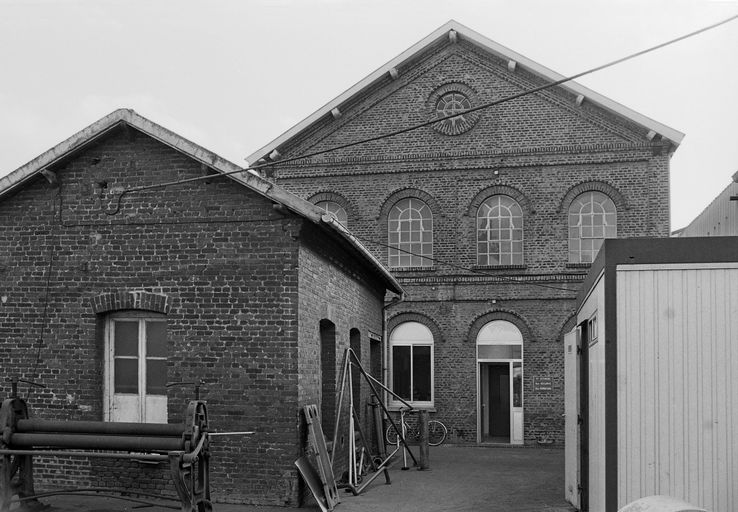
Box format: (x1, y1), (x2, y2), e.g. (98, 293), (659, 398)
(430, 84), (480, 136)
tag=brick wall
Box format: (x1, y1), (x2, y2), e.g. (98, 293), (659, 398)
(295, 221), (385, 502)
(0, 127), (387, 506)
(265, 38), (673, 447)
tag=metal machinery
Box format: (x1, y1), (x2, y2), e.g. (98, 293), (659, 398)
(0, 390), (211, 512)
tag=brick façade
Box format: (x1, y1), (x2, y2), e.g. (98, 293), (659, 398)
(259, 30), (676, 447)
(0, 123), (393, 506)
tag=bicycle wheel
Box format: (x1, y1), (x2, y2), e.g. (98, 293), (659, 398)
(427, 420), (447, 446)
(385, 422), (404, 445)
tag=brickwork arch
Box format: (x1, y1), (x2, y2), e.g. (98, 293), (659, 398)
(466, 309), (534, 344)
(558, 180), (628, 214)
(466, 184), (532, 217)
(556, 313), (578, 343)
(307, 191), (354, 220)
(91, 290), (171, 315)
(387, 311), (444, 344)
(377, 187), (438, 224)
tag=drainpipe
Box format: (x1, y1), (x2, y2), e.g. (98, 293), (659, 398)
(382, 294), (404, 407)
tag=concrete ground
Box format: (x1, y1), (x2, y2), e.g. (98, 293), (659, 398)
(24, 446), (576, 512)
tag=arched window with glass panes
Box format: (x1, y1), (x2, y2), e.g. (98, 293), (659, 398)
(388, 198), (433, 268)
(389, 321), (433, 406)
(568, 191), (617, 263)
(477, 195), (523, 266)
(315, 200), (348, 228)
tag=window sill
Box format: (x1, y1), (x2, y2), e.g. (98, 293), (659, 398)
(389, 266), (436, 272)
(566, 262), (592, 269)
(387, 405), (436, 413)
(473, 264), (526, 270)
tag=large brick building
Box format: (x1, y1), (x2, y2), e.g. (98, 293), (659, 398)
(247, 21), (684, 446)
(0, 109), (401, 506)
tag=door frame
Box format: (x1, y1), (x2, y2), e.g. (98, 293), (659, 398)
(476, 360), (524, 444)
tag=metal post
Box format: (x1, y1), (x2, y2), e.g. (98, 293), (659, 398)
(369, 395), (386, 459)
(418, 410), (429, 470)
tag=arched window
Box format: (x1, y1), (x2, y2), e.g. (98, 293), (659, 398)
(388, 198), (433, 268)
(568, 191), (617, 263)
(477, 195), (523, 265)
(316, 200), (348, 227)
(390, 322), (433, 406)
(476, 320), (523, 358)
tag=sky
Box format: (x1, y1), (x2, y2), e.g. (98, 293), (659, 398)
(1, 0), (737, 230)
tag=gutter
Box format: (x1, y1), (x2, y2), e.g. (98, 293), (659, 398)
(320, 214), (404, 296)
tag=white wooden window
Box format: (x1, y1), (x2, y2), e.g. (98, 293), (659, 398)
(477, 195), (524, 265)
(104, 313), (167, 423)
(388, 198), (433, 268)
(568, 191), (617, 263)
(390, 322), (434, 406)
(316, 200), (348, 227)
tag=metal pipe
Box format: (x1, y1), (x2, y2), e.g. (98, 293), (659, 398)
(207, 431), (254, 436)
(16, 419), (183, 437)
(9, 433), (184, 452)
(348, 350), (417, 466)
(0, 449), (168, 461)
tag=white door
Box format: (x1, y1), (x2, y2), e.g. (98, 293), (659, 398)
(564, 328), (581, 509)
(476, 320), (524, 445)
(106, 316), (168, 423)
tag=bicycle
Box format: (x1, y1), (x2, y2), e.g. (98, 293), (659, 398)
(385, 408), (448, 446)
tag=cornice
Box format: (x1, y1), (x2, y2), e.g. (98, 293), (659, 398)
(396, 272), (587, 286)
(271, 142), (653, 178)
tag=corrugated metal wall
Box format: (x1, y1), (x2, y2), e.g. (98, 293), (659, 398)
(616, 263), (738, 511)
(679, 179), (738, 236)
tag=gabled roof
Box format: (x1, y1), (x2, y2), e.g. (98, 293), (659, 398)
(0, 108), (402, 294)
(246, 20), (684, 165)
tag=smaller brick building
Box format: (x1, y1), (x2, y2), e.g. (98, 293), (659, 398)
(0, 109), (401, 506)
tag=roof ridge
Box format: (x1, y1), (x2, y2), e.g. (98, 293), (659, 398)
(0, 109), (402, 294)
(245, 20), (684, 165)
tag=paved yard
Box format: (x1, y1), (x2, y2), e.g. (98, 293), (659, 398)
(30, 446), (575, 512)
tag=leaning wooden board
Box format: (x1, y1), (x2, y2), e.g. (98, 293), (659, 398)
(303, 404), (339, 510)
(295, 456), (329, 512)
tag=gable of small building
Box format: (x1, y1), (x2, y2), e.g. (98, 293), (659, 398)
(0, 110), (399, 506)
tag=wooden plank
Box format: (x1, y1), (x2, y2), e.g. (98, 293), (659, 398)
(294, 456), (329, 512)
(303, 404), (339, 510)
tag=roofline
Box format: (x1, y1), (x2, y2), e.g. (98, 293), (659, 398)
(246, 20), (684, 164)
(0, 108), (403, 295)
(321, 214), (403, 294)
(676, 174), (738, 234)
(0, 108), (255, 202)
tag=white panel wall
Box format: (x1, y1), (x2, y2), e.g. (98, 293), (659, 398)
(589, 334), (606, 512)
(616, 263), (738, 512)
(578, 275), (607, 512)
(564, 328), (580, 509)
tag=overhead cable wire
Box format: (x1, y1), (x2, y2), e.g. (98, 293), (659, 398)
(100, 11), (738, 215)
(348, 231), (579, 293)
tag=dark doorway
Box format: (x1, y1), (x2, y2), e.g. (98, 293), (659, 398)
(320, 319), (336, 438)
(480, 362), (510, 443)
(349, 328), (361, 419)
